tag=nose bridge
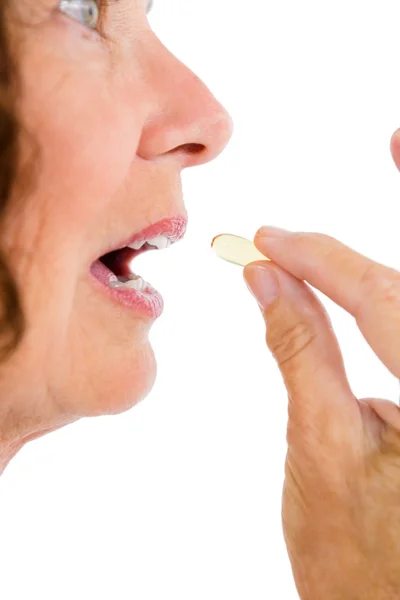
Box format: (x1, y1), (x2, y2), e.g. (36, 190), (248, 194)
(137, 34), (234, 166)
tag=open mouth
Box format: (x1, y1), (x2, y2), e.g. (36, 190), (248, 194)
(89, 216), (187, 318)
(98, 235), (173, 292)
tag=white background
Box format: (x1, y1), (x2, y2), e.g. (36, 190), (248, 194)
(1, 1), (400, 598)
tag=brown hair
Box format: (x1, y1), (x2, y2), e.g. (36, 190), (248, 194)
(0, 3), (25, 362)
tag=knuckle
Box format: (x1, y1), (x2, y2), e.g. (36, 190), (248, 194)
(267, 321), (317, 367)
(295, 231), (335, 249)
(309, 231), (335, 243)
(358, 263), (400, 316)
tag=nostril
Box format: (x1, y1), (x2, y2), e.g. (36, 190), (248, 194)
(180, 143), (205, 154)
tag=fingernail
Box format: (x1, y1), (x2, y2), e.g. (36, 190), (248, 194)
(257, 226), (292, 238)
(243, 264), (279, 310)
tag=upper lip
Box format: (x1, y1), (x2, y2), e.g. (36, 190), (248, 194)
(94, 214), (188, 262)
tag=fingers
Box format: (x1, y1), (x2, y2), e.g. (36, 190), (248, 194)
(390, 128), (400, 172)
(359, 397), (400, 458)
(243, 261), (358, 437)
(363, 397), (400, 434)
(254, 227), (400, 379)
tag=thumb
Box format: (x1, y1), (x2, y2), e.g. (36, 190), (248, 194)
(243, 261), (357, 434)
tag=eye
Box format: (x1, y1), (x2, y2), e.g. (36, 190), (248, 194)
(59, 0), (99, 30)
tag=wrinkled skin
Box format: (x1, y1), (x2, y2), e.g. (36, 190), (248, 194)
(0, 0), (232, 471)
(244, 132), (400, 600)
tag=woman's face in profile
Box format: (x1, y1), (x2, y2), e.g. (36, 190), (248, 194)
(2, 0), (233, 424)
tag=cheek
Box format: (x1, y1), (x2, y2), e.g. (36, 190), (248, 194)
(47, 102), (138, 215)
(22, 70), (142, 224)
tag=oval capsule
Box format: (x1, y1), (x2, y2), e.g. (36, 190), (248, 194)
(211, 234), (270, 266)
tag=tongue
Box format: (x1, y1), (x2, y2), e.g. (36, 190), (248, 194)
(100, 247), (137, 278)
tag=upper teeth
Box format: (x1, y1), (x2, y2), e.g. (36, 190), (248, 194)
(128, 235), (172, 251)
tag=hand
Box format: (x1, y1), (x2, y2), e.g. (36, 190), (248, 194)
(243, 227), (400, 600)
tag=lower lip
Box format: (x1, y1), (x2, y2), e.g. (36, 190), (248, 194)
(89, 260), (164, 320)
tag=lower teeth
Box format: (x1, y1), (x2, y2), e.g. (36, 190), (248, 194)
(108, 275), (147, 292)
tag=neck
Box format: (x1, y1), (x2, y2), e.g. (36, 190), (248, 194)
(0, 421), (70, 476)
(0, 348), (76, 476)
(0, 401), (29, 475)
(0, 441), (23, 476)
(0, 385), (73, 476)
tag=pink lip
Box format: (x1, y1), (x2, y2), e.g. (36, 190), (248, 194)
(101, 215), (188, 257)
(89, 260), (164, 319)
(89, 215), (187, 320)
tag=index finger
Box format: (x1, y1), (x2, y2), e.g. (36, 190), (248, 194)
(254, 227), (400, 378)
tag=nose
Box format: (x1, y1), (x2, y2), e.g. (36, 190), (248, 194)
(137, 34), (234, 169)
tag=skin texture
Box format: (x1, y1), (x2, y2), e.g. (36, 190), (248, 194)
(242, 129), (400, 600)
(0, 0), (233, 470)
(4, 2), (400, 597)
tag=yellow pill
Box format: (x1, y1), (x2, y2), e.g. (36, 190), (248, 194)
(211, 234), (270, 266)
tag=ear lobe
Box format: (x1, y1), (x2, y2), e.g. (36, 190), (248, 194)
(390, 128), (400, 171)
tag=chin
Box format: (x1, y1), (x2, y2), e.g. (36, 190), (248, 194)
(78, 341), (157, 417)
